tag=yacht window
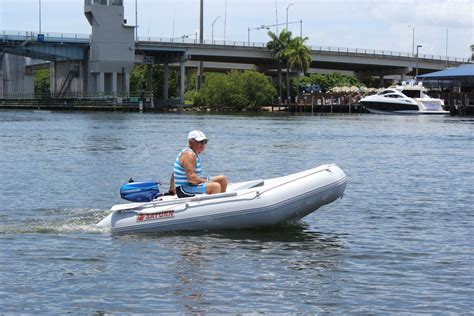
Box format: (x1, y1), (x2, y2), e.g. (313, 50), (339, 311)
(402, 90), (421, 98)
(385, 94), (402, 98)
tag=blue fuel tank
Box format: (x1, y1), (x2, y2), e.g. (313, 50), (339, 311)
(120, 181), (160, 202)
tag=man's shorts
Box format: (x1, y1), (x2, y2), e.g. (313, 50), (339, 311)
(176, 183), (207, 198)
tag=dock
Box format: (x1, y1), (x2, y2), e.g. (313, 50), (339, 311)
(1, 92), (473, 115)
(279, 91), (474, 115)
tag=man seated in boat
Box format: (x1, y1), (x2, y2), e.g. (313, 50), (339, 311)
(170, 130), (228, 198)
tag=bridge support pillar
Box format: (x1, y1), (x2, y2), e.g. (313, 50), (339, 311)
(197, 61), (204, 90)
(163, 62), (169, 100)
(0, 54), (34, 97)
(146, 65), (152, 95)
(400, 68), (412, 82)
(180, 57), (186, 105)
(97, 72), (105, 96)
(112, 72), (117, 96)
(51, 62), (58, 96)
(50, 60), (83, 97)
(379, 74), (384, 88)
(124, 73), (130, 95)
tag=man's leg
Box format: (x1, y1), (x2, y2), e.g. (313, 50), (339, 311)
(211, 175), (228, 193)
(206, 182), (221, 194)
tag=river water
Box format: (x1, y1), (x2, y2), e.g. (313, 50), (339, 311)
(0, 110), (472, 313)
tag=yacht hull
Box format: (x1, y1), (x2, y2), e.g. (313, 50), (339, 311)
(360, 101), (420, 114)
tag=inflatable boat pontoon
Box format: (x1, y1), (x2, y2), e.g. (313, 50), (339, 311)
(97, 164), (347, 234)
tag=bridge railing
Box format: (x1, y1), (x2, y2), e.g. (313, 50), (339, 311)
(311, 45), (469, 63)
(0, 30), (90, 43)
(0, 92), (144, 100)
(137, 36), (267, 48)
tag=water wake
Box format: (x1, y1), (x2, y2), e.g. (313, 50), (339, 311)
(0, 208), (110, 235)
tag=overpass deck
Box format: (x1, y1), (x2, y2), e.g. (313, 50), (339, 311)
(1, 30), (471, 75)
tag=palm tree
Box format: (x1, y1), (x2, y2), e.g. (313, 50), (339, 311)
(267, 30), (292, 104)
(285, 36), (312, 101)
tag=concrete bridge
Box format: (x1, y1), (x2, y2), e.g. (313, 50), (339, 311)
(136, 38), (468, 83)
(2, 30), (467, 71)
(0, 0), (470, 102)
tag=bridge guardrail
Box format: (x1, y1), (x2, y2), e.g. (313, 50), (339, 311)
(0, 92), (145, 100)
(138, 36), (268, 48)
(1, 30), (90, 44)
(310, 46), (469, 63)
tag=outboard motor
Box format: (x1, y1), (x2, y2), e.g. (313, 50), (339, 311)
(120, 180), (161, 202)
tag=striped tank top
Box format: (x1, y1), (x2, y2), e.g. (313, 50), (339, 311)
(173, 148), (203, 187)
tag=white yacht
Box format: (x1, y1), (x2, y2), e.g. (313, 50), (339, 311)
(360, 81), (449, 115)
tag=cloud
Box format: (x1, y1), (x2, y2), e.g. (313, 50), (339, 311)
(370, 0), (472, 29)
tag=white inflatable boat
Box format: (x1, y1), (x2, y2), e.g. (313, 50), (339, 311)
(97, 164), (347, 234)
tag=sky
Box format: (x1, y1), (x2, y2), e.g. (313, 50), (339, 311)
(0, 0), (472, 59)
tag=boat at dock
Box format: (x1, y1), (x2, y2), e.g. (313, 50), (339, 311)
(97, 164), (347, 234)
(359, 81), (449, 115)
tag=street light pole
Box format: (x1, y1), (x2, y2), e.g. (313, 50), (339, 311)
(416, 44), (422, 77)
(445, 27), (449, 67)
(275, 0), (278, 33)
(198, 0), (204, 90)
(172, 8), (175, 39)
(212, 16), (220, 43)
(224, 0), (228, 42)
(300, 19), (302, 37)
(408, 25), (415, 55)
(286, 3), (293, 31)
(135, 0), (138, 40)
(39, 0), (42, 34)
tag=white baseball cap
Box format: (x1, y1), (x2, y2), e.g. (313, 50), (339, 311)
(188, 130), (208, 142)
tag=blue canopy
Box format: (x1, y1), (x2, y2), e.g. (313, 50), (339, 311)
(418, 64), (474, 79)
